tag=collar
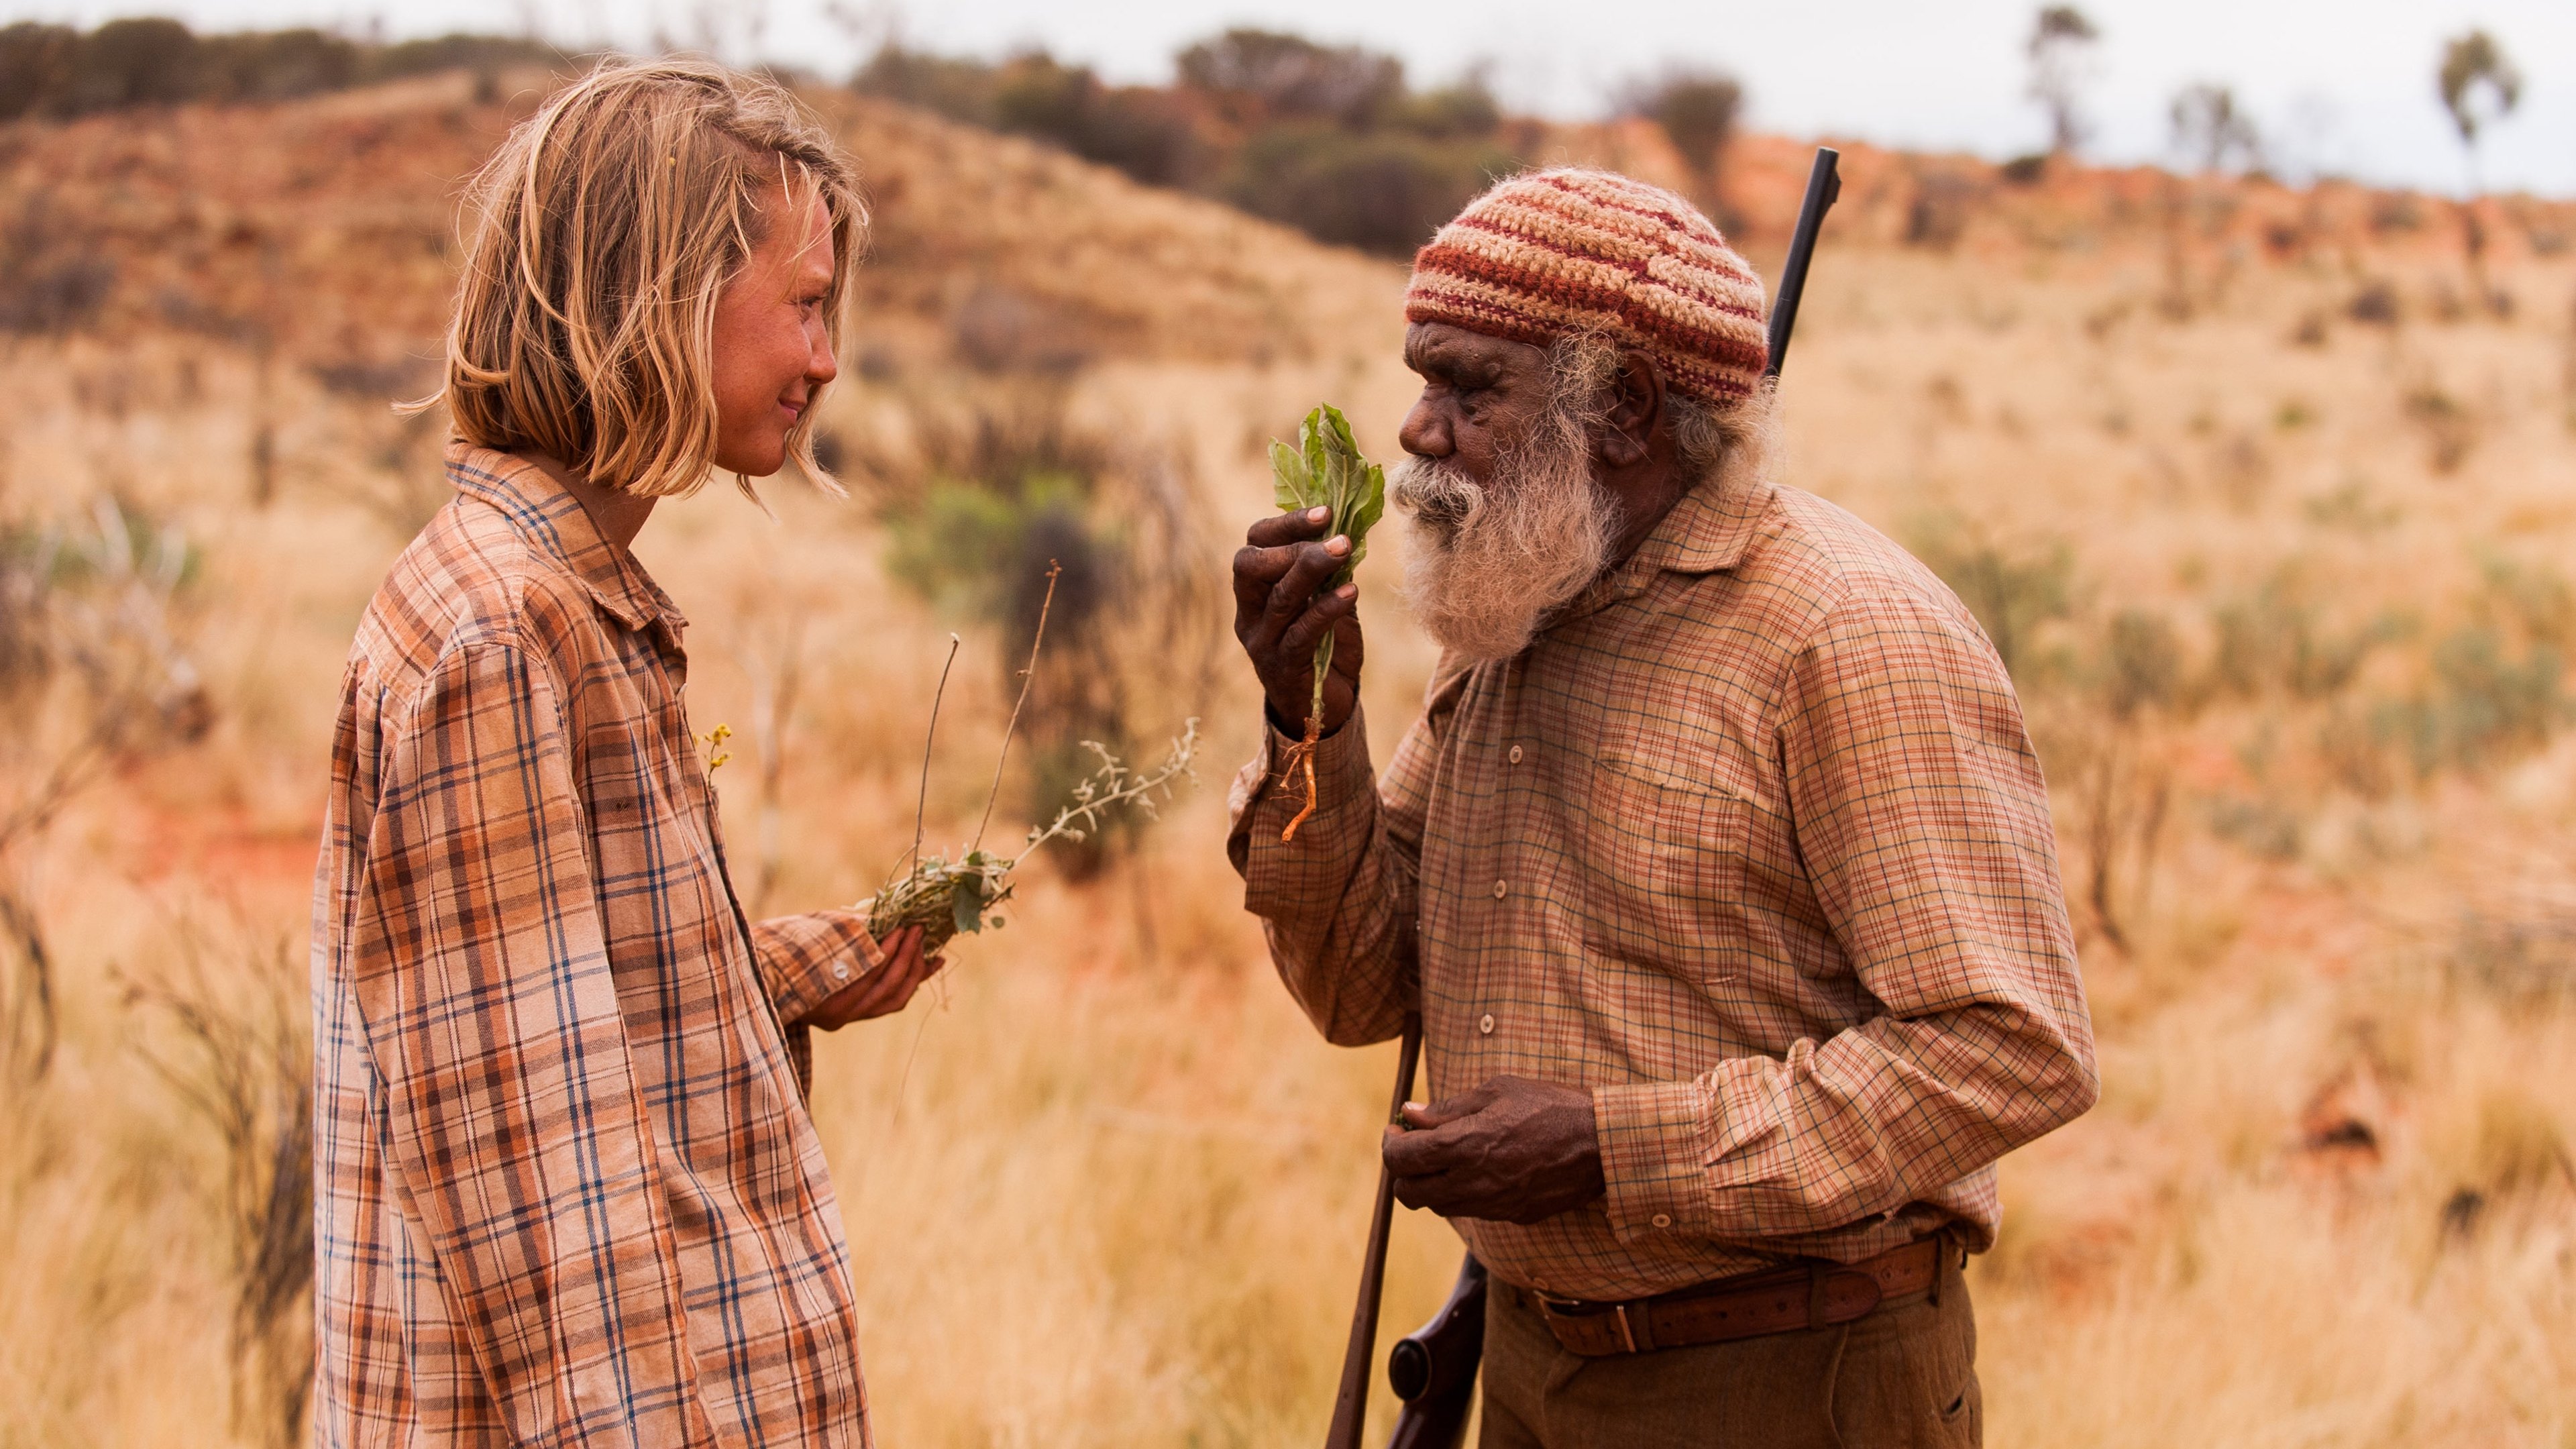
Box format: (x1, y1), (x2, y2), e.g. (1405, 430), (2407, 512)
(444, 441), (686, 637)
(1559, 474), (1779, 622)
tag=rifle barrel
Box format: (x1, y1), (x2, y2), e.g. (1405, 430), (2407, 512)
(1323, 1014), (1424, 1449)
(1764, 147), (1843, 381)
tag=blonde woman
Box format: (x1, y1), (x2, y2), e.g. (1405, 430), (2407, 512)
(313, 60), (935, 1446)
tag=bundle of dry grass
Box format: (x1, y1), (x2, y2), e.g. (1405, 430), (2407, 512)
(864, 564), (1200, 951)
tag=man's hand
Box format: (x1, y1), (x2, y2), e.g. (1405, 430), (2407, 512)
(802, 924), (945, 1030)
(1233, 505), (1364, 736)
(1383, 1076), (1607, 1224)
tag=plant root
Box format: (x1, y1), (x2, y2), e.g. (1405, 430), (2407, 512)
(1279, 712), (1322, 843)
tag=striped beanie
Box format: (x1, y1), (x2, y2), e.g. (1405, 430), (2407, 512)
(1405, 168), (1769, 408)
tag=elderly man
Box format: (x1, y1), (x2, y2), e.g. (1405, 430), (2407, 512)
(1227, 169), (2097, 1447)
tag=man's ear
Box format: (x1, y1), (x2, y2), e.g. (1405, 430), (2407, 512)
(1596, 352), (1664, 470)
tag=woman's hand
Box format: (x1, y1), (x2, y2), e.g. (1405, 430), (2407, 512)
(804, 924), (945, 1028)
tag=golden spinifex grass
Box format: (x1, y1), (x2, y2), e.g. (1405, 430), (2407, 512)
(1269, 404), (1385, 843)
(864, 561), (1200, 951)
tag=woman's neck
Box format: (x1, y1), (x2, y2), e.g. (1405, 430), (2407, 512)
(526, 452), (658, 552)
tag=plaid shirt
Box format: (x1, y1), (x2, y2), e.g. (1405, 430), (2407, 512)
(312, 445), (881, 1447)
(1228, 476), (2098, 1302)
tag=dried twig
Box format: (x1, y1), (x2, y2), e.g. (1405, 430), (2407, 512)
(913, 633), (961, 875)
(973, 559), (1061, 853)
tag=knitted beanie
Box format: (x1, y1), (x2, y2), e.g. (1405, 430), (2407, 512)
(1404, 168), (1769, 407)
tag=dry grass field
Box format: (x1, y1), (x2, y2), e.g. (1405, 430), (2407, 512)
(3, 68), (2573, 1448)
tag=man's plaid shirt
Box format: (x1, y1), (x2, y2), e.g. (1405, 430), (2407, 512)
(1228, 474), (2098, 1303)
(312, 445), (883, 1446)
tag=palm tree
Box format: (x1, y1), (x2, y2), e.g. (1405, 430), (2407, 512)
(2438, 29), (2521, 313)
(2027, 7), (2100, 157)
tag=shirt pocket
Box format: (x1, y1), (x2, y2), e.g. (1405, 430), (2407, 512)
(1574, 735), (1761, 971)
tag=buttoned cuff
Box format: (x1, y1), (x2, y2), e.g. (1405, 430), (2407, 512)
(749, 908), (886, 1026)
(1594, 1079), (1712, 1244)
(1226, 706), (1374, 867)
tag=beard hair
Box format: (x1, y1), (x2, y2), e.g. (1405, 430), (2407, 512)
(1392, 400), (1617, 662)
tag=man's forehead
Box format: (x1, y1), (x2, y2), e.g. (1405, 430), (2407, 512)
(1403, 321), (1544, 374)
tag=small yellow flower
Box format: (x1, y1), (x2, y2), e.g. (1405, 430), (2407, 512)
(701, 723), (734, 771)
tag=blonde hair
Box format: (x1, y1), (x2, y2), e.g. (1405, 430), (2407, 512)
(426, 57), (865, 498)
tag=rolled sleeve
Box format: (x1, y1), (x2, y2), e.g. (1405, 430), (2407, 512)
(749, 908), (887, 1026)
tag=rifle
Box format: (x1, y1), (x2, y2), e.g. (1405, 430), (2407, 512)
(1321, 1014), (1421, 1449)
(1330, 149), (1845, 1449)
(1765, 146), (1842, 380)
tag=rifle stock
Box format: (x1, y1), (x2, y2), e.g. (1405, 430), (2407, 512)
(1385, 1254), (1487, 1449)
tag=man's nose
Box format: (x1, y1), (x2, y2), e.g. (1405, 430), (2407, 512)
(1398, 398), (1450, 459)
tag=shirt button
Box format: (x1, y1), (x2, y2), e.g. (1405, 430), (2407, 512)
(1509, 745), (1524, 764)
(1478, 1013), (1495, 1035)
(833, 963), (851, 979)
(1492, 878), (1509, 899)
(1652, 1214), (1673, 1229)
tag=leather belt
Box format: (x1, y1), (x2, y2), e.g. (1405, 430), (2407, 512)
(1532, 1236), (1950, 1357)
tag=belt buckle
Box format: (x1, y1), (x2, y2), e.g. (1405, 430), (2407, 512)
(1536, 1292), (1644, 1355)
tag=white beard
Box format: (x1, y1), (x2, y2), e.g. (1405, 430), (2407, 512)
(1392, 435), (1617, 663)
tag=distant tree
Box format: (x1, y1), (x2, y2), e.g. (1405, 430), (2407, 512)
(2437, 29), (2520, 193)
(2027, 6), (2100, 155)
(2436, 29), (2520, 313)
(1175, 28), (1403, 128)
(2169, 82), (2262, 174)
(1620, 68), (1741, 200)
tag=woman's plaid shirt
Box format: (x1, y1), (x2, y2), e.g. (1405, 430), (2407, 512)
(1228, 476), (2099, 1303)
(312, 446), (882, 1447)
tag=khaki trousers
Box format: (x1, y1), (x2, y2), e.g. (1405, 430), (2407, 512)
(1477, 1246), (1981, 1449)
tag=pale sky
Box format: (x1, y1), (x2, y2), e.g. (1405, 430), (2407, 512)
(13, 0), (2573, 197)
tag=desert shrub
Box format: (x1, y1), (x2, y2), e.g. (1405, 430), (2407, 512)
(58, 16), (204, 112)
(2207, 793), (2304, 860)
(126, 930), (313, 1448)
(2100, 608), (2188, 718)
(0, 197), (115, 335)
(2404, 384), (2477, 472)
(856, 29), (1519, 257)
(1620, 68), (1741, 186)
(1222, 123), (1515, 257)
(360, 32), (560, 85)
(1387, 79), (1502, 140)
(1175, 28), (1403, 128)
(0, 19), (557, 120)
(1905, 172), (1984, 251)
(2348, 280), (2401, 325)
(852, 43), (1005, 125)
(2449, 907), (2576, 1004)
(989, 54), (1200, 186)
(1911, 519), (2075, 683)
(0, 23), (78, 120)
(2211, 571), (2385, 699)
(199, 28), (360, 102)
(2315, 559), (2575, 789)
(0, 498), (208, 1084)
(870, 401), (1220, 875)
(2373, 626), (2566, 777)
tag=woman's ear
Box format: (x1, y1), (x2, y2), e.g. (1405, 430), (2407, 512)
(1595, 353), (1664, 470)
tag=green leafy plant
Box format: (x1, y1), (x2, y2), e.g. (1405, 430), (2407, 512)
(1268, 404), (1385, 841)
